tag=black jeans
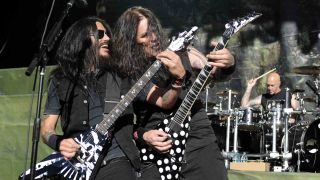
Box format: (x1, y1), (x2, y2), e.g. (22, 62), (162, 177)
(139, 162), (161, 180)
(95, 157), (139, 180)
(140, 142), (228, 180)
(179, 142), (228, 180)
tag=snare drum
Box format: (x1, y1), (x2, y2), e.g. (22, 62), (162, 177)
(238, 107), (262, 131)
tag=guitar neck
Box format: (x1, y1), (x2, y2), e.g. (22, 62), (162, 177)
(96, 60), (162, 135)
(172, 41), (228, 125)
(214, 42), (226, 51)
(172, 64), (212, 124)
(169, 12), (262, 127)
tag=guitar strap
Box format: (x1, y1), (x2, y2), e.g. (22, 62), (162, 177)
(104, 72), (122, 114)
(90, 72), (122, 180)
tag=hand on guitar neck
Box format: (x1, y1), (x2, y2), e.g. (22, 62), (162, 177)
(187, 41), (235, 77)
(206, 41), (235, 69)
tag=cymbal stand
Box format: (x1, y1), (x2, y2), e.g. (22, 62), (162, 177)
(269, 104), (281, 159)
(315, 77), (320, 107)
(231, 109), (245, 162)
(294, 142), (304, 172)
(282, 88), (293, 171)
(205, 85), (209, 112)
(224, 90), (233, 168)
(295, 92), (305, 111)
(233, 110), (239, 154)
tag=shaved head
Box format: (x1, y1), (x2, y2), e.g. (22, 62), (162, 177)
(267, 72), (281, 95)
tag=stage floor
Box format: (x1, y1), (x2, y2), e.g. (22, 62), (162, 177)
(228, 170), (320, 180)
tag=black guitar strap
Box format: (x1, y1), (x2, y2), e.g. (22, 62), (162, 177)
(104, 72), (122, 114)
(90, 72), (122, 180)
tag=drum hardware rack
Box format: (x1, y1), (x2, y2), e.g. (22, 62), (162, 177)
(209, 85), (320, 172)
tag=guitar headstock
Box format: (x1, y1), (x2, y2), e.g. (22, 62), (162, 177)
(167, 26), (198, 52)
(222, 12), (262, 41)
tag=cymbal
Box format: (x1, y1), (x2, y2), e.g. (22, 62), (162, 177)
(206, 102), (217, 108)
(304, 96), (316, 103)
(292, 88), (305, 93)
(292, 65), (320, 75)
(216, 90), (238, 96)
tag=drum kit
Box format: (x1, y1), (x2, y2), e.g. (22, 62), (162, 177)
(206, 65), (320, 172)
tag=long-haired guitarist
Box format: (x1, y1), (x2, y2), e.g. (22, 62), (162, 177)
(40, 16), (144, 180)
(112, 6), (235, 180)
(40, 13), (188, 180)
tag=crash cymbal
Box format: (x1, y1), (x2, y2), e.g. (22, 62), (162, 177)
(292, 65), (320, 75)
(292, 88), (305, 93)
(216, 90), (238, 96)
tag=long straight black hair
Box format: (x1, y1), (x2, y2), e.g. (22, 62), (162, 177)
(54, 16), (112, 85)
(112, 6), (168, 79)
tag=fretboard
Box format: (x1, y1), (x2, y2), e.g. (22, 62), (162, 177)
(170, 41), (227, 126)
(96, 60), (162, 135)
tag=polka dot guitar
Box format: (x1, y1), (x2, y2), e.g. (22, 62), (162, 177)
(140, 12), (263, 180)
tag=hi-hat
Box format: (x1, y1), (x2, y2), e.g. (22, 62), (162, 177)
(304, 96), (316, 103)
(292, 65), (320, 75)
(216, 90), (238, 96)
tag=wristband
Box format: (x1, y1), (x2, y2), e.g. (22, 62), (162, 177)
(47, 134), (63, 151)
(171, 75), (186, 89)
(134, 128), (148, 145)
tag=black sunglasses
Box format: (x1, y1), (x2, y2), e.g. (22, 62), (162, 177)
(97, 29), (108, 39)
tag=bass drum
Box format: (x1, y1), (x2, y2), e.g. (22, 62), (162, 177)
(283, 119), (320, 172)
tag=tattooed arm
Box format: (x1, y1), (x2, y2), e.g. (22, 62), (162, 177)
(146, 84), (182, 109)
(41, 114), (79, 159)
(146, 50), (186, 109)
(41, 114), (59, 146)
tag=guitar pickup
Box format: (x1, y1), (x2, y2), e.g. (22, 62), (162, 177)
(75, 149), (94, 164)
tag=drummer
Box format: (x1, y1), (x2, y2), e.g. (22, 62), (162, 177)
(241, 72), (300, 122)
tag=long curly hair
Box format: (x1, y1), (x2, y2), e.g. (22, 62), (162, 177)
(112, 6), (168, 79)
(54, 16), (113, 85)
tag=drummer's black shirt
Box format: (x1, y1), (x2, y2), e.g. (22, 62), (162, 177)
(261, 90), (292, 110)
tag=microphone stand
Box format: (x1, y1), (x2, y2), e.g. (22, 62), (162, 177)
(24, 1), (75, 179)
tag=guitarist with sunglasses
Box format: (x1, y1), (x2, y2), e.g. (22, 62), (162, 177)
(39, 15), (186, 180)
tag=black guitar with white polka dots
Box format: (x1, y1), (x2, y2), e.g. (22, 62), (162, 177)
(139, 12), (262, 180)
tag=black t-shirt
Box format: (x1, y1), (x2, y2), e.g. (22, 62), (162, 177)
(44, 80), (104, 125)
(261, 90), (292, 111)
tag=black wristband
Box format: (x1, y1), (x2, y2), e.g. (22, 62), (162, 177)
(47, 134), (63, 151)
(135, 128), (148, 145)
(171, 74), (186, 88)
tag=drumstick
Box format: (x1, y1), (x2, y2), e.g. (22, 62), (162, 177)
(255, 68), (276, 80)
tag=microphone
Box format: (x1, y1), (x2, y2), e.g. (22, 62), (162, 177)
(306, 80), (319, 96)
(67, 0), (88, 8)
